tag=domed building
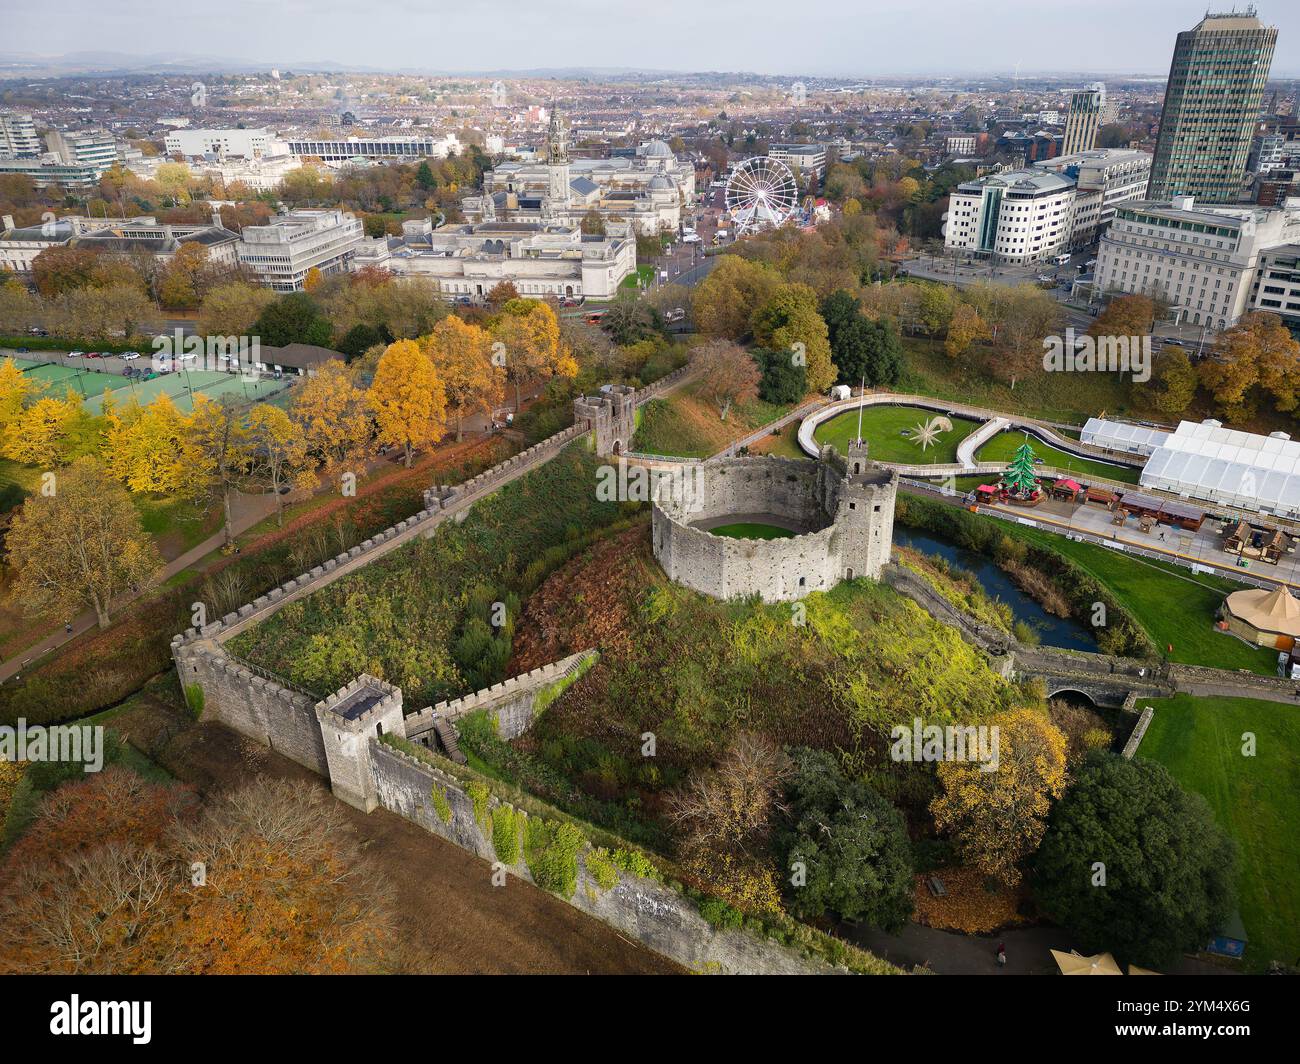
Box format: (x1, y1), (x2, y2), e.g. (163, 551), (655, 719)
(465, 109), (692, 236)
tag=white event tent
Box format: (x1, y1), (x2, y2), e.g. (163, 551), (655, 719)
(1139, 420), (1300, 519)
(1080, 418), (1172, 457)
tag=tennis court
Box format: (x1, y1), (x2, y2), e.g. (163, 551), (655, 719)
(80, 370), (293, 414)
(7, 357), (293, 413)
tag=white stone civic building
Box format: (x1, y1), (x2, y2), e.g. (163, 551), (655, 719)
(465, 110), (691, 236)
(1094, 195), (1300, 329)
(353, 216), (636, 301)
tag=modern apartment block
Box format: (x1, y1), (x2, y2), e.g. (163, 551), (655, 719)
(943, 168), (1076, 264)
(0, 158), (102, 191)
(945, 134), (976, 156)
(1250, 242), (1300, 324)
(1095, 195), (1300, 329)
(767, 143), (827, 178)
(1147, 9), (1278, 203)
(236, 209), (364, 292)
(0, 112), (41, 158)
(1062, 84), (1105, 156)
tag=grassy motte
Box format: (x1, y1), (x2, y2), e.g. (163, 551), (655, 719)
(632, 381), (795, 459)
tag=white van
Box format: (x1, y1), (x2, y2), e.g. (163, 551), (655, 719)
(1054, 254), (1071, 266)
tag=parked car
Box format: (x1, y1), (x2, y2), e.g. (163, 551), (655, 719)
(121, 351), (140, 360)
(68, 350), (85, 358)
(86, 351), (102, 358)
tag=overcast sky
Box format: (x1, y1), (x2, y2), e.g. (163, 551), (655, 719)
(3, 0), (1298, 77)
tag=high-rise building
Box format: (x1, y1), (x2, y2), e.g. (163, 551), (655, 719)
(0, 112), (41, 158)
(1147, 9), (1278, 203)
(1062, 84), (1105, 156)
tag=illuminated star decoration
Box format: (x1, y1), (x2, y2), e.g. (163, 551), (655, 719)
(906, 415), (953, 451)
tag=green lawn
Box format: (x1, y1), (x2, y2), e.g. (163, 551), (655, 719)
(1138, 694), (1300, 970)
(976, 430), (1142, 484)
(708, 522), (795, 540)
(813, 405), (980, 465)
(1011, 525), (1277, 674)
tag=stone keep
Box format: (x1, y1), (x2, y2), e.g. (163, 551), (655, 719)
(651, 440), (897, 603)
(574, 385), (636, 457)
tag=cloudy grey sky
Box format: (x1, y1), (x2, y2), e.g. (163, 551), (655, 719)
(3, 0), (1298, 76)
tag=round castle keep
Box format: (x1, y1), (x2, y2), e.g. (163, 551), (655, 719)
(651, 441), (898, 603)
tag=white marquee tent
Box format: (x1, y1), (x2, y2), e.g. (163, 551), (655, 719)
(1081, 418), (1172, 457)
(1139, 420), (1300, 518)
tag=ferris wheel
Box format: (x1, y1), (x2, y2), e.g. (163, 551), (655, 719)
(725, 156), (799, 235)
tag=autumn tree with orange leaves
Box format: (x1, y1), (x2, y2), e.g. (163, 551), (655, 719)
(490, 298), (576, 411)
(368, 339), (447, 467)
(0, 770), (401, 974)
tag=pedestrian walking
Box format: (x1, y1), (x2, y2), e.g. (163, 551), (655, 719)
(996, 942), (1007, 968)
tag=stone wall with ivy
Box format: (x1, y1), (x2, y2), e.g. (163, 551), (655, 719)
(369, 737), (902, 976)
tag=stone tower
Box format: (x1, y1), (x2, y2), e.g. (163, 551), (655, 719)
(574, 385), (636, 457)
(546, 107), (570, 209)
(833, 437), (898, 581)
(315, 674), (406, 812)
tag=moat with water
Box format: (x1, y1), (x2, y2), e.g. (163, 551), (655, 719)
(893, 526), (1097, 652)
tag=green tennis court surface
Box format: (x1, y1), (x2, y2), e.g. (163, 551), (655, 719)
(9, 357), (292, 413)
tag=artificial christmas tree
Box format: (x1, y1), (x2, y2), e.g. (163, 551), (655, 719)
(1002, 440), (1041, 499)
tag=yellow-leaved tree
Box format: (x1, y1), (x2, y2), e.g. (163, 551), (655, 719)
(930, 706), (1068, 886)
(490, 298), (575, 411)
(246, 404), (307, 526)
(5, 457), (161, 628)
(289, 360), (372, 482)
(368, 339), (447, 467)
(186, 395), (255, 544)
(423, 315), (501, 441)
(2, 393), (86, 466)
(0, 357), (36, 434)
(102, 394), (193, 495)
